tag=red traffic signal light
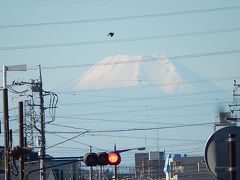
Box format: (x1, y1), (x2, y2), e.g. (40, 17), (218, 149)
(83, 151), (121, 166)
(108, 151), (121, 165)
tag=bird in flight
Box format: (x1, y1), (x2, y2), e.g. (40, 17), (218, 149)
(107, 32), (114, 37)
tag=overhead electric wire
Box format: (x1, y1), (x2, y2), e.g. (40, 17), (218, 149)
(157, 142), (204, 149)
(54, 80), (232, 104)
(82, 133), (205, 142)
(56, 101), (224, 117)
(46, 122), (213, 134)
(47, 112), (213, 126)
(48, 133), (107, 152)
(0, 0), (111, 7)
(48, 117), (185, 126)
(92, 122), (213, 133)
(0, 5), (240, 28)
(46, 123), (209, 151)
(0, 107), (18, 114)
(1, 27), (240, 51)
(46, 130), (89, 149)
(57, 88), (230, 107)
(49, 122), (89, 131)
(66, 75), (240, 86)
(25, 49), (240, 70)
(47, 142), (202, 154)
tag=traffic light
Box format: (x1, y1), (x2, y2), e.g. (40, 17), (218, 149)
(108, 151), (121, 165)
(83, 151), (121, 166)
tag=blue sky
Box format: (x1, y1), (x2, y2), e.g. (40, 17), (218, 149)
(1, 0), (240, 165)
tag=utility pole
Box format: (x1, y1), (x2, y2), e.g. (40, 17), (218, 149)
(3, 66), (10, 180)
(19, 101), (24, 180)
(2, 65), (27, 180)
(3, 88), (10, 180)
(39, 65), (46, 180)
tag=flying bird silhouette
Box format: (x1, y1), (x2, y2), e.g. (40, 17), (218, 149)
(107, 32), (114, 37)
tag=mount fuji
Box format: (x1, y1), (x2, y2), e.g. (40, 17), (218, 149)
(73, 54), (221, 94)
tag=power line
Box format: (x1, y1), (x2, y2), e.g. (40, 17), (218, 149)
(56, 77), (235, 98)
(47, 133), (107, 152)
(0, 5), (240, 28)
(81, 133), (205, 142)
(46, 122), (213, 134)
(49, 123), (89, 130)
(24, 49), (240, 71)
(1, 27), (240, 51)
(0, 0), (109, 7)
(55, 101), (224, 117)
(47, 142), (203, 153)
(2, 90), (227, 119)
(47, 112), (213, 126)
(69, 75), (239, 85)
(46, 130), (89, 149)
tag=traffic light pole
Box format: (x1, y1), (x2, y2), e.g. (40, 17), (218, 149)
(114, 144), (117, 180)
(100, 166), (103, 180)
(89, 146), (93, 180)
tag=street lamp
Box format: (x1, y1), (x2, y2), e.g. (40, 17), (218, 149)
(117, 147), (146, 153)
(2, 64), (27, 180)
(114, 144), (145, 180)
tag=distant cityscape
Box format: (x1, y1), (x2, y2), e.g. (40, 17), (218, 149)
(0, 146), (215, 180)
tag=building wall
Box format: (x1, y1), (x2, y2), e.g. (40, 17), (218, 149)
(169, 156), (215, 180)
(0, 158), (80, 180)
(135, 153), (149, 179)
(135, 152), (165, 180)
(135, 153), (215, 180)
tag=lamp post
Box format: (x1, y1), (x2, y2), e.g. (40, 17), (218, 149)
(114, 144), (145, 180)
(117, 147), (146, 153)
(2, 65), (27, 180)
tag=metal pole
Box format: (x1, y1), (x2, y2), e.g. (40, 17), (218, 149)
(19, 101), (24, 180)
(89, 146), (93, 180)
(3, 66), (7, 89)
(229, 134), (236, 180)
(2, 65), (27, 180)
(100, 166), (103, 180)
